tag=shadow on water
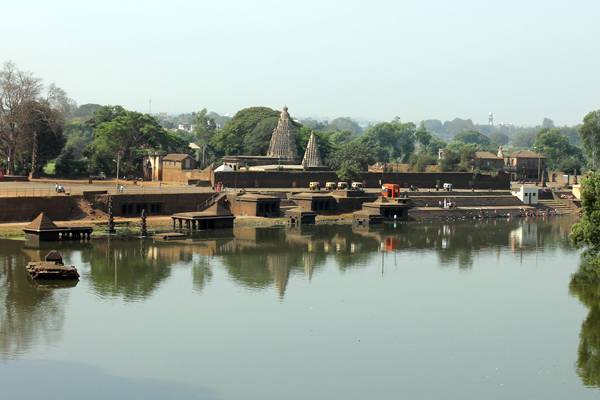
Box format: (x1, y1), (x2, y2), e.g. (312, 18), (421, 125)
(570, 252), (600, 388)
(0, 360), (219, 400)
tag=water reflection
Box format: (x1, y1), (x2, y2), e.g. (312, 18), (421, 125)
(81, 238), (175, 301)
(0, 218), (578, 361)
(0, 242), (68, 358)
(570, 253), (600, 387)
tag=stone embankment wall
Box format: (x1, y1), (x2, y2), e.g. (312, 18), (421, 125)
(213, 171), (511, 190)
(0, 196), (80, 222)
(95, 192), (215, 216)
(162, 167), (212, 184)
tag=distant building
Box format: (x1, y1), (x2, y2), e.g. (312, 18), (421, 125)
(504, 150), (546, 181)
(473, 151), (504, 171)
(177, 123), (195, 132)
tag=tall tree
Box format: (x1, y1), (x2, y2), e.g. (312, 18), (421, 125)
(533, 128), (582, 170)
(328, 140), (375, 181)
(212, 107), (282, 156)
(580, 110), (600, 169)
(361, 121), (416, 163)
(0, 62), (42, 174)
(572, 172), (600, 252)
(453, 130), (491, 146)
(325, 117), (362, 135)
(18, 100), (66, 177)
(88, 106), (185, 176)
(541, 117), (555, 129)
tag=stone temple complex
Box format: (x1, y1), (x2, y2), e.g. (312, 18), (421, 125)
(266, 106), (298, 162)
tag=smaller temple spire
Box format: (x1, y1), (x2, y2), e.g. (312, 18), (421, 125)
(302, 132), (324, 168)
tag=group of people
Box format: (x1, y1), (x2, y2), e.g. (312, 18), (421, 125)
(438, 199), (456, 209)
(520, 208), (558, 218)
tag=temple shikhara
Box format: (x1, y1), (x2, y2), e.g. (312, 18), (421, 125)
(302, 132), (324, 169)
(218, 105), (328, 171)
(267, 106), (299, 162)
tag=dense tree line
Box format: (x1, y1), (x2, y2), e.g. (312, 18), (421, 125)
(4, 62), (600, 179)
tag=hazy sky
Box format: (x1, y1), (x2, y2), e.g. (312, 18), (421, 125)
(2, 0), (599, 126)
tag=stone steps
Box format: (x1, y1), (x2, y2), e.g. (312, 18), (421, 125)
(538, 199), (577, 215)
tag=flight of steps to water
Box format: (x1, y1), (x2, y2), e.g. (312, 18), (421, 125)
(537, 199), (577, 215)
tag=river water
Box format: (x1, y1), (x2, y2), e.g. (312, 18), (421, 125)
(0, 218), (598, 399)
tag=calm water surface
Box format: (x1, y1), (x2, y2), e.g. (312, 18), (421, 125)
(1, 218), (598, 399)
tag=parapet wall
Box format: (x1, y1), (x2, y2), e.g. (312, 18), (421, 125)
(213, 171), (511, 190)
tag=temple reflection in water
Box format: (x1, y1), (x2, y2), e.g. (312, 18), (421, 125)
(0, 218), (578, 362)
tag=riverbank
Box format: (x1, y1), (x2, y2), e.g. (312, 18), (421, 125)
(0, 214), (362, 240)
(0, 206), (562, 240)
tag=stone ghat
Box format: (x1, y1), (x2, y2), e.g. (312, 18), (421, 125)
(408, 195), (523, 208)
(409, 207), (530, 221)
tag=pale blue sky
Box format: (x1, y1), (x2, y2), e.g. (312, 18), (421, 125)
(2, 0), (599, 125)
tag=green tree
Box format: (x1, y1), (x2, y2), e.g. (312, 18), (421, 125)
(512, 130), (537, 148)
(71, 103), (102, 120)
(454, 130), (491, 146)
(438, 142), (477, 172)
(488, 131), (509, 146)
(361, 121), (416, 163)
(572, 172), (600, 252)
(541, 117), (555, 129)
(533, 128), (582, 170)
(212, 107), (282, 156)
(580, 110), (600, 169)
(17, 100), (66, 176)
(415, 123), (432, 147)
(421, 119), (444, 136)
(409, 153), (436, 172)
(55, 145), (88, 177)
(328, 140), (375, 181)
(325, 117), (362, 135)
(443, 118), (475, 137)
(88, 106), (185, 176)
(192, 108), (217, 144)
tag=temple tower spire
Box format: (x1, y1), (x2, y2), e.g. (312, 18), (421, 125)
(302, 132), (324, 168)
(267, 106), (298, 162)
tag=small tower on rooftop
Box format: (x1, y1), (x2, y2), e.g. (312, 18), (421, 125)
(302, 132), (324, 169)
(266, 106), (298, 162)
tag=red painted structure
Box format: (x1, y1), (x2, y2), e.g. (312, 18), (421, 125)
(381, 183), (401, 199)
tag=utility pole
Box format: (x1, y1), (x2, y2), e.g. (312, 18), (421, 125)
(115, 151), (121, 192)
(537, 155), (541, 185)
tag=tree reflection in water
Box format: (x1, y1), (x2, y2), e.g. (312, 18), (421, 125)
(0, 218), (578, 360)
(0, 240), (68, 358)
(570, 253), (600, 387)
(81, 238), (176, 301)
